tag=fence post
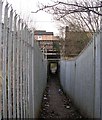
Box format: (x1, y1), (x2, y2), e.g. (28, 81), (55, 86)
(8, 8), (13, 118)
(13, 13), (17, 118)
(100, 1), (102, 119)
(25, 26), (28, 118)
(0, 1), (2, 119)
(22, 24), (26, 118)
(29, 32), (33, 118)
(27, 31), (30, 118)
(93, 33), (96, 118)
(100, 30), (102, 120)
(20, 21), (23, 118)
(31, 31), (34, 118)
(16, 18), (20, 118)
(2, 3), (8, 118)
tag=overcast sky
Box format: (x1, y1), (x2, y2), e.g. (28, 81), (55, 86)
(6, 0), (60, 35)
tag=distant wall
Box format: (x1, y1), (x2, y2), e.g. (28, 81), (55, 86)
(60, 32), (101, 118)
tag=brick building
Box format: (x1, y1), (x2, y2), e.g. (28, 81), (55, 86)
(34, 30), (59, 50)
(34, 30), (60, 59)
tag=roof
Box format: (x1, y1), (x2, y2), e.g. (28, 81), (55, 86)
(34, 30), (53, 35)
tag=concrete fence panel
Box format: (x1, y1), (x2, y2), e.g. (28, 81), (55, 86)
(75, 40), (94, 117)
(94, 33), (101, 118)
(60, 60), (66, 91)
(60, 32), (101, 118)
(68, 61), (75, 99)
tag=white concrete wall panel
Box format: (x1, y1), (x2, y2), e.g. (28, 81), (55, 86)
(75, 41), (94, 117)
(60, 31), (101, 118)
(94, 33), (100, 118)
(69, 61), (75, 99)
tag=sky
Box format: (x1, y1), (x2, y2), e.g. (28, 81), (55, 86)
(6, 0), (60, 35)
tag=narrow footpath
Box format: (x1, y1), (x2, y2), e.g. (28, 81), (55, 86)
(39, 75), (84, 119)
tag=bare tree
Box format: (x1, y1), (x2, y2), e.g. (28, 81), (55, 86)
(32, 0), (102, 33)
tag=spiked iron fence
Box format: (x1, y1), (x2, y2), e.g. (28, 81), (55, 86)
(0, 1), (47, 119)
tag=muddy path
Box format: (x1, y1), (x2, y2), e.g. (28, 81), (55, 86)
(39, 75), (84, 119)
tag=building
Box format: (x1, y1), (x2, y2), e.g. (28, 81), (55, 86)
(34, 30), (60, 60)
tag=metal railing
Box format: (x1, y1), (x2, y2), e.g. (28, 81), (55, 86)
(0, 1), (47, 119)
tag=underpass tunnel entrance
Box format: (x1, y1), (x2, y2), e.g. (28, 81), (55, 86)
(47, 61), (60, 77)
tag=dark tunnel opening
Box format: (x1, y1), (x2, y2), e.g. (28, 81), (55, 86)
(47, 61), (60, 78)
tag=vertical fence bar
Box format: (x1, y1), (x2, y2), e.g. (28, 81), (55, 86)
(13, 14), (17, 118)
(27, 31), (30, 118)
(31, 31), (34, 118)
(8, 8), (13, 118)
(28, 31), (32, 118)
(26, 27), (30, 118)
(16, 18), (20, 118)
(20, 21), (23, 118)
(24, 25), (27, 118)
(22, 25), (26, 118)
(0, 1), (3, 119)
(100, 2), (102, 119)
(25, 27), (28, 118)
(2, 3), (8, 118)
(29, 32), (33, 118)
(22, 24), (24, 118)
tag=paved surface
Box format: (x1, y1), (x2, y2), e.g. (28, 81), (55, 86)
(39, 74), (84, 119)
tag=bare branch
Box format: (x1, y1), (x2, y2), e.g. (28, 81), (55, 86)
(33, 0), (102, 33)
(31, 3), (59, 13)
(32, 1), (102, 16)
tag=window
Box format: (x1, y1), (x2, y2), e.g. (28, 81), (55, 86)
(38, 35), (42, 40)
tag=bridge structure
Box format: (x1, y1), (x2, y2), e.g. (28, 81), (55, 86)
(37, 39), (61, 77)
(46, 50), (60, 77)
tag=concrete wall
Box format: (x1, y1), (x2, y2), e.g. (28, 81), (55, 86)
(60, 32), (101, 118)
(99, 26), (102, 120)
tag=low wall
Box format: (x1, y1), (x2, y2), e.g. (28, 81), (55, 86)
(60, 32), (101, 118)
